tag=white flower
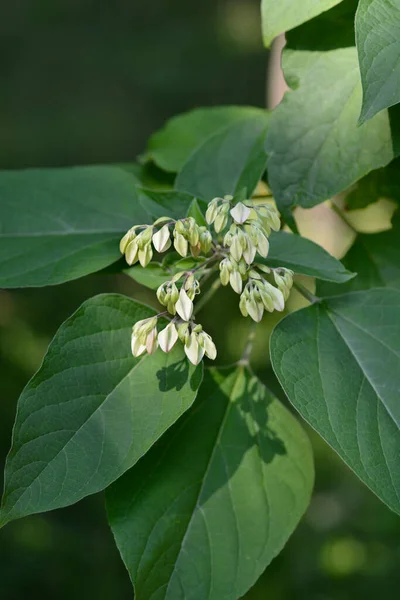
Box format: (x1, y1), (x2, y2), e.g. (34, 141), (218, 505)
(158, 322), (178, 353)
(131, 333), (146, 357)
(175, 288), (193, 321)
(229, 270), (243, 294)
(152, 224), (171, 253)
(198, 331), (217, 360)
(184, 332), (205, 365)
(125, 239), (139, 265)
(230, 202), (251, 225)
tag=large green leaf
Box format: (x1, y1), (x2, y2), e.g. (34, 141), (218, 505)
(287, 0), (358, 50)
(265, 49), (394, 225)
(271, 288), (400, 514)
(107, 367), (313, 600)
(261, 0), (344, 47)
(142, 106), (265, 173)
(0, 295), (202, 526)
(0, 166), (148, 288)
(176, 112), (270, 201)
(317, 225), (400, 296)
(137, 188), (199, 221)
(356, 0), (400, 124)
(266, 231), (356, 283)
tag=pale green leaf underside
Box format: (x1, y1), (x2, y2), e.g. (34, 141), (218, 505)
(271, 288), (400, 515)
(143, 106), (265, 173)
(266, 231), (356, 283)
(107, 367), (313, 600)
(0, 294), (202, 526)
(265, 48), (394, 223)
(176, 112), (270, 201)
(356, 0), (400, 123)
(262, 0), (344, 47)
(0, 166), (148, 288)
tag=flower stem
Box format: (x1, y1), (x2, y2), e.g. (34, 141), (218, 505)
(238, 321), (257, 366)
(194, 277), (222, 315)
(293, 281), (319, 304)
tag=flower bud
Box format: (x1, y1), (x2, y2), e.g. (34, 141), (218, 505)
(205, 197), (221, 224)
(152, 224), (171, 253)
(120, 227), (137, 254)
(177, 321), (190, 343)
(125, 239), (139, 265)
(184, 332), (205, 365)
(138, 243), (153, 267)
(158, 322), (178, 353)
(246, 294), (264, 322)
(242, 242), (256, 265)
(136, 226), (153, 249)
(176, 288), (193, 321)
(230, 270), (243, 294)
(145, 326), (158, 354)
(131, 333), (146, 357)
(262, 280), (285, 311)
(174, 232), (188, 257)
(230, 202), (251, 225)
(198, 331), (217, 360)
(199, 228), (213, 254)
(219, 258), (232, 286)
(187, 218), (200, 246)
(214, 211), (228, 233)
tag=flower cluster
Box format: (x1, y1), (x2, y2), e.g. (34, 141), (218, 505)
(120, 193), (294, 365)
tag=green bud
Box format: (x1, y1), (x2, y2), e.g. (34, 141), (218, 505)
(205, 198), (221, 225)
(177, 321), (190, 343)
(174, 232), (188, 257)
(125, 239), (139, 265)
(199, 228), (212, 254)
(138, 243), (153, 268)
(214, 211), (228, 233)
(119, 227), (137, 254)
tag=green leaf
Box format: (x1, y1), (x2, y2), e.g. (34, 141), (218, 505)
(345, 158), (400, 210)
(261, 0), (344, 47)
(356, 0), (400, 124)
(107, 367), (314, 600)
(265, 49), (394, 225)
(270, 288), (400, 515)
(266, 231), (356, 283)
(317, 225), (400, 296)
(143, 106), (265, 173)
(0, 294), (202, 526)
(287, 0), (358, 50)
(138, 187), (199, 221)
(176, 112), (270, 201)
(0, 166), (148, 288)
(186, 198), (207, 226)
(124, 257), (205, 290)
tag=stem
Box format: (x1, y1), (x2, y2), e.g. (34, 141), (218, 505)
(238, 321), (257, 366)
(330, 201), (357, 233)
(194, 277), (222, 315)
(293, 281), (319, 304)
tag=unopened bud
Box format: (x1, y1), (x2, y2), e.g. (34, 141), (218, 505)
(198, 331), (217, 360)
(230, 202), (251, 225)
(205, 198), (221, 224)
(184, 332), (205, 365)
(174, 232), (188, 257)
(176, 288), (193, 321)
(152, 224), (171, 253)
(158, 322), (178, 353)
(230, 270), (243, 294)
(138, 243), (153, 267)
(125, 239), (139, 265)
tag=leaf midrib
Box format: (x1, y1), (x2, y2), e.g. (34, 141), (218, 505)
(162, 368), (244, 600)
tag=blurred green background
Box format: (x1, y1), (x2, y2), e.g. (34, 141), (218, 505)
(1, 1), (399, 599)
